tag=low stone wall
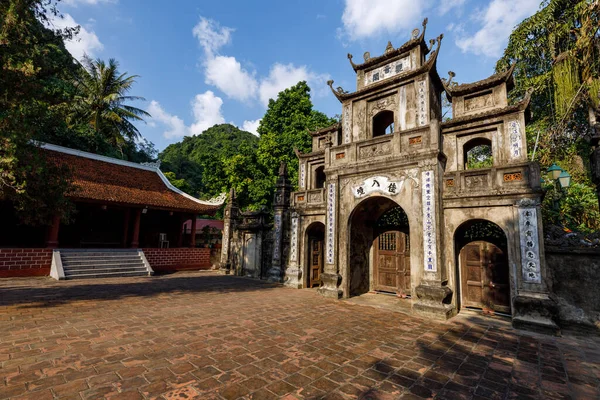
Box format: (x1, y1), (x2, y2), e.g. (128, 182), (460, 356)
(546, 247), (600, 330)
(0, 249), (52, 277)
(142, 248), (211, 273)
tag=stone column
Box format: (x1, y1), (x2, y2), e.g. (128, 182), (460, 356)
(46, 214), (61, 249)
(130, 209), (142, 248)
(121, 208), (131, 248)
(190, 214), (197, 248)
(219, 188), (239, 274)
(318, 178), (343, 298)
(283, 211), (302, 288)
(511, 198), (559, 334)
(266, 162), (291, 282)
(413, 164), (455, 320)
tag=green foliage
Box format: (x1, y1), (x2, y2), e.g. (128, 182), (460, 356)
(255, 81), (337, 208)
(160, 124), (260, 207)
(498, 0), (600, 232)
(542, 180), (600, 232)
(377, 207), (409, 228)
(160, 82), (336, 211)
(163, 171), (192, 193)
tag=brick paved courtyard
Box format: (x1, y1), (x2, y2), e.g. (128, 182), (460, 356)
(1, 272), (599, 400)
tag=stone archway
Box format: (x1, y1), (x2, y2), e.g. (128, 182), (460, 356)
(305, 222), (325, 288)
(454, 219), (511, 315)
(348, 196), (410, 297)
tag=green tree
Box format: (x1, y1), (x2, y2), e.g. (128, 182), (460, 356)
(498, 0), (600, 231)
(1, 0), (78, 225)
(255, 81), (337, 207)
(70, 56), (151, 155)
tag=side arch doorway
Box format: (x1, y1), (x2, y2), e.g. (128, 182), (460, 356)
(305, 222), (325, 288)
(455, 220), (511, 315)
(349, 196), (410, 297)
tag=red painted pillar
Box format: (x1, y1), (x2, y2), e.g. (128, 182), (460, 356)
(46, 215), (61, 249)
(122, 208), (131, 248)
(190, 214), (197, 248)
(130, 209), (142, 248)
(176, 214), (184, 248)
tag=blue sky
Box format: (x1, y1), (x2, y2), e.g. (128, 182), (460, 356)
(50, 0), (542, 151)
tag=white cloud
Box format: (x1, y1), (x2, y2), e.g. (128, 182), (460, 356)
(147, 101), (188, 139)
(242, 119), (261, 136)
(258, 63), (330, 107)
(455, 0), (540, 57)
(340, 0), (430, 40)
(205, 56), (258, 102)
(47, 13), (103, 60)
(439, 0), (467, 15)
(190, 91), (226, 136)
(148, 91), (225, 139)
(192, 16), (234, 56)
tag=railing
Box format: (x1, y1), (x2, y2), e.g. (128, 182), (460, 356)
(443, 162), (541, 197)
(294, 188), (325, 206)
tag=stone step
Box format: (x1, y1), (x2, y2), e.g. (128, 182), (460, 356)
(62, 259), (142, 267)
(61, 252), (140, 259)
(64, 271), (150, 280)
(63, 264), (146, 272)
(65, 267), (148, 276)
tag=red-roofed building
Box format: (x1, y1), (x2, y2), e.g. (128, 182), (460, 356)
(0, 144), (226, 278)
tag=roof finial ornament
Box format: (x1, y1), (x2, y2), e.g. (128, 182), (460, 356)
(428, 38), (436, 51)
(441, 71), (456, 88)
(347, 53), (358, 70)
(278, 161), (287, 177)
(384, 41), (394, 54)
(327, 80), (348, 101)
(363, 51), (371, 62)
(412, 28), (420, 40)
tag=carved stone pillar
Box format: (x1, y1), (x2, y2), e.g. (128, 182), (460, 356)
(318, 178), (343, 298)
(283, 211), (302, 288)
(267, 162), (291, 282)
(219, 188), (239, 274)
(413, 166), (455, 320)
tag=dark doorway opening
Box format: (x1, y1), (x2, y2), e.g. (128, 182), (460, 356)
(373, 110), (395, 137)
(306, 222), (325, 288)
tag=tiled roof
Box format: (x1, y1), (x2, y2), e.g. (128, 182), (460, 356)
(42, 144), (223, 215)
(443, 64), (516, 99)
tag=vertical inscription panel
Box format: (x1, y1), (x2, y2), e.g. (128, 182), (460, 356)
(343, 104), (352, 144)
(326, 183), (336, 265)
(300, 163), (306, 189)
(508, 120), (523, 160)
(519, 207), (541, 283)
(273, 214), (282, 261)
(422, 170), (437, 272)
(290, 215), (299, 263)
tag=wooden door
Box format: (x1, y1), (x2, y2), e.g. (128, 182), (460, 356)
(374, 231), (411, 294)
(460, 241), (510, 313)
(309, 238), (323, 287)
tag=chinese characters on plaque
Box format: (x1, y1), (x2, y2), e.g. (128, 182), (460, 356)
(352, 176), (404, 198)
(343, 104), (352, 144)
(508, 120), (523, 160)
(519, 207), (541, 283)
(299, 164), (306, 189)
(422, 170), (437, 272)
(290, 215), (298, 262)
(418, 80), (428, 126)
(272, 214), (282, 261)
(326, 183), (336, 265)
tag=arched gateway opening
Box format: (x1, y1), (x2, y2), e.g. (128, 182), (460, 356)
(454, 220), (511, 315)
(349, 196), (410, 297)
(305, 222), (325, 288)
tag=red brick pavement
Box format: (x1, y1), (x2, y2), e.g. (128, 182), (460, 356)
(0, 272), (598, 399)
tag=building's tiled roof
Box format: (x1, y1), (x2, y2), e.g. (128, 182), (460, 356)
(310, 123), (340, 137)
(443, 64), (516, 99)
(42, 144), (223, 215)
(347, 18), (429, 72)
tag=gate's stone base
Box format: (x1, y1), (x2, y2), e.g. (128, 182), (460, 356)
(283, 267), (303, 289)
(413, 284), (456, 320)
(218, 262), (231, 275)
(318, 273), (343, 298)
(512, 293), (560, 335)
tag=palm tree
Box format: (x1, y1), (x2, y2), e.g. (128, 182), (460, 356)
(72, 56), (151, 153)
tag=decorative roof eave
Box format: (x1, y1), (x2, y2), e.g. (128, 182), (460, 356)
(441, 88), (532, 129)
(294, 148), (325, 160)
(443, 63), (516, 101)
(309, 123), (340, 137)
(329, 33), (443, 103)
(347, 18), (429, 72)
(40, 142), (226, 210)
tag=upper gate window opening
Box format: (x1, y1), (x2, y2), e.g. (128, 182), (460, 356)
(314, 166), (326, 189)
(464, 138), (493, 169)
(373, 110), (395, 137)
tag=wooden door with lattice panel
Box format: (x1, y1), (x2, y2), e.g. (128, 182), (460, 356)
(309, 238), (323, 287)
(374, 231), (410, 294)
(460, 241), (510, 313)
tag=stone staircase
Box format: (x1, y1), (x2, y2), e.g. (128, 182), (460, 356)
(52, 249), (153, 280)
